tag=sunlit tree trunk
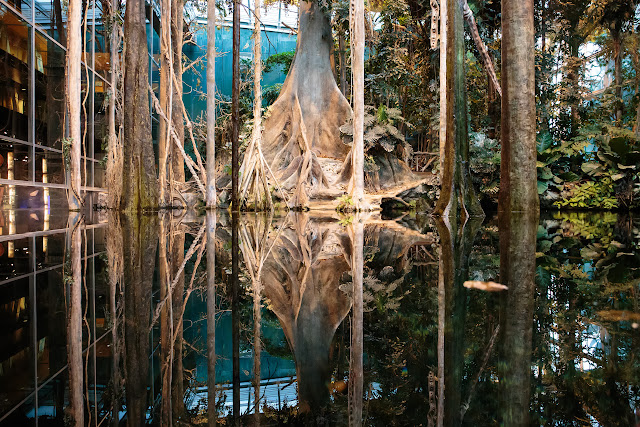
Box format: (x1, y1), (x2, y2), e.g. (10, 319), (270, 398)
(66, 0), (82, 210)
(106, 0), (123, 208)
(122, 0), (158, 211)
(499, 0), (538, 213)
(348, 0), (366, 209)
(434, 0), (483, 220)
(238, 0), (272, 210)
(206, 0), (217, 207)
(158, 0), (173, 206)
(171, 0), (185, 186)
(231, 0), (240, 210)
(66, 214), (83, 425)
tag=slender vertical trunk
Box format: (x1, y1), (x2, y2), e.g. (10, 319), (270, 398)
(206, 211), (217, 426)
(66, 0), (82, 210)
(339, 33), (347, 96)
(106, 0), (122, 208)
(348, 219), (364, 426)
(231, 0), (240, 211)
(614, 34), (623, 124)
(171, 0), (185, 185)
(435, 0), (483, 219)
(122, 0), (158, 211)
(206, 0), (217, 207)
(500, 0), (538, 213)
(349, 0), (365, 207)
(231, 212), (240, 422)
(253, 276), (262, 424)
(158, 0), (173, 206)
(66, 214), (83, 426)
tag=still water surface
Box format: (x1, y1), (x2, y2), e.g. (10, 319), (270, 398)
(0, 209), (638, 426)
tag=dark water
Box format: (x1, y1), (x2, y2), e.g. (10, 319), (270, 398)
(0, 208), (638, 426)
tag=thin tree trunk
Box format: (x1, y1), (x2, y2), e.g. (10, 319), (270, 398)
(106, 0), (122, 208)
(462, 0), (501, 97)
(499, 0), (538, 213)
(614, 34), (623, 124)
(349, 0), (366, 208)
(231, 0), (240, 211)
(206, 0), (217, 207)
(66, 214), (83, 426)
(158, 0), (173, 206)
(435, 0), (483, 219)
(206, 211), (217, 426)
(171, 0), (185, 186)
(348, 219), (364, 426)
(122, 0), (158, 211)
(66, 0), (82, 209)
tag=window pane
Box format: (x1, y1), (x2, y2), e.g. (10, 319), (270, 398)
(35, 31), (64, 150)
(0, 6), (30, 143)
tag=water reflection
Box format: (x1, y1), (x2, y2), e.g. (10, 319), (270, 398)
(0, 210), (638, 425)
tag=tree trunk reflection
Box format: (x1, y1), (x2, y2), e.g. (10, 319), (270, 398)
(206, 211), (217, 426)
(498, 210), (537, 426)
(122, 214), (158, 425)
(435, 215), (481, 427)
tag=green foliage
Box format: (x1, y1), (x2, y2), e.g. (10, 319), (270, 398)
(336, 194), (353, 213)
(339, 105), (412, 159)
(263, 51), (295, 74)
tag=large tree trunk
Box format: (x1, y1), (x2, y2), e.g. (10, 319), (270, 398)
(434, 0), (483, 219)
(262, 1), (352, 208)
(122, 0), (158, 211)
(206, 0), (217, 207)
(66, 0), (82, 209)
(499, 0), (538, 213)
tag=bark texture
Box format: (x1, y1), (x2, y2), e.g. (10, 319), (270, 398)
(348, 0), (366, 207)
(206, 0), (217, 207)
(66, 0), (82, 209)
(66, 215), (83, 425)
(499, 0), (538, 213)
(231, 0), (240, 210)
(122, 0), (158, 211)
(262, 1), (352, 208)
(434, 0), (483, 219)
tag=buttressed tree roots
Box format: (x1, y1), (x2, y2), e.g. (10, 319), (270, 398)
(262, 0), (352, 208)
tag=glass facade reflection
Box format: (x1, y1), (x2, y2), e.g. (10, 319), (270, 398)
(0, 0), (108, 214)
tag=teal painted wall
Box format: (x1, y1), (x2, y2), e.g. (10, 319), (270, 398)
(183, 26), (297, 120)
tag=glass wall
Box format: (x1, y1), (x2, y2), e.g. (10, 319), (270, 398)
(0, 0), (109, 213)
